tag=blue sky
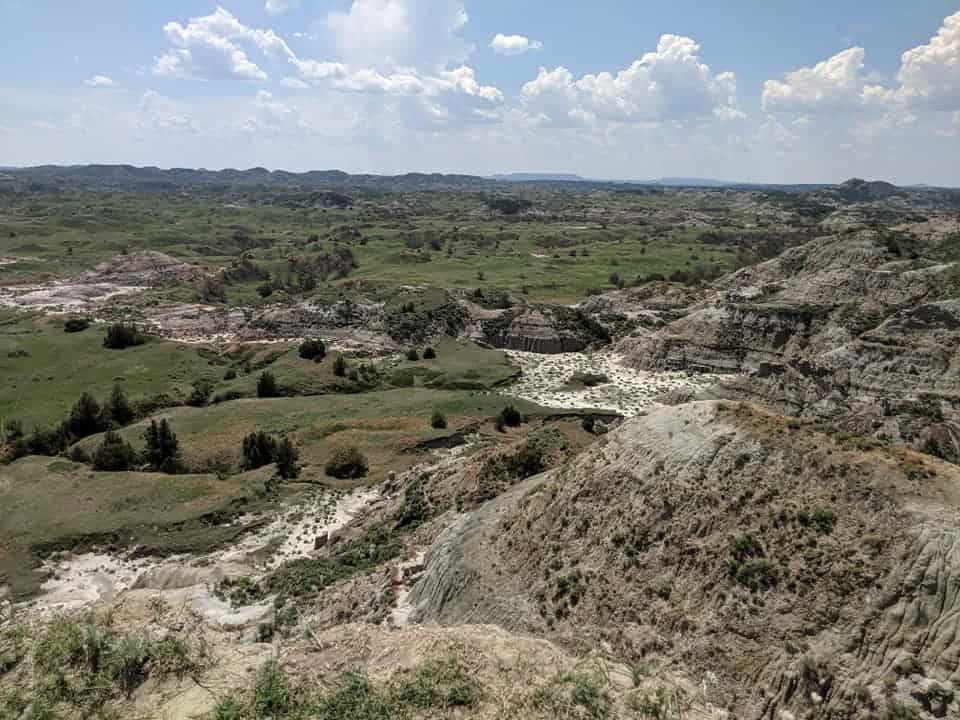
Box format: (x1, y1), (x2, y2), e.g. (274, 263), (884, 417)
(2, 0), (959, 183)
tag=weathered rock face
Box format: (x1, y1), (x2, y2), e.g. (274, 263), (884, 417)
(616, 232), (960, 461)
(478, 305), (610, 354)
(408, 401), (960, 719)
(79, 250), (208, 285)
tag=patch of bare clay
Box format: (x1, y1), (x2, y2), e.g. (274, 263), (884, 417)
(0, 281), (144, 311)
(504, 349), (729, 416)
(25, 488), (378, 627)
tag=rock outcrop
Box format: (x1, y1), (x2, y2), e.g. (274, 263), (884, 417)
(477, 305), (610, 354)
(407, 401), (960, 719)
(615, 232), (960, 461)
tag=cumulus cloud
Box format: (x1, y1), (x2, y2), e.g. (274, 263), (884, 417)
(84, 75), (118, 88)
(490, 33), (542, 56)
(265, 0), (298, 16)
(154, 6), (296, 81)
(325, 0), (472, 71)
(520, 34), (739, 126)
(762, 47), (870, 113)
(149, 4), (502, 132)
(894, 11), (960, 110)
(763, 11), (960, 115)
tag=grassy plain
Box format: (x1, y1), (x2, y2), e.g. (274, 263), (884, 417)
(0, 456), (273, 598)
(0, 191), (740, 303)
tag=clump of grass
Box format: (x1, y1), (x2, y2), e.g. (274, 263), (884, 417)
(213, 657), (481, 719)
(10, 611), (207, 717)
(533, 667), (613, 719)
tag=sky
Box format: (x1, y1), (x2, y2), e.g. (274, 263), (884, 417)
(1, 0), (959, 184)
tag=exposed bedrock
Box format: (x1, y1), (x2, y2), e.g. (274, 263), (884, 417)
(407, 401), (960, 718)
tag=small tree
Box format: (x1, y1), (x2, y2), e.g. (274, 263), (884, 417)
(275, 437), (300, 479)
(298, 338), (326, 362)
(332, 355), (348, 378)
(66, 392), (106, 439)
(143, 419), (180, 473)
(257, 371), (280, 398)
(430, 410), (448, 430)
(105, 384), (135, 427)
(324, 446), (368, 479)
(423, 347), (437, 360)
(92, 431), (137, 472)
(406, 348), (420, 362)
(498, 404), (522, 428)
(241, 431), (277, 471)
(103, 323), (145, 350)
(187, 378), (214, 407)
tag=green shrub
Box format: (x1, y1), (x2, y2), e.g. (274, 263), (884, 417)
(430, 411), (448, 430)
(325, 446), (369, 479)
(423, 347), (437, 360)
(252, 660), (295, 718)
(105, 384), (135, 426)
(333, 354), (348, 378)
(498, 404), (522, 428)
(298, 338), (326, 362)
(406, 348), (420, 361)
(92, 430), (137, 471)
(143, 419), (180, 473)
(103, 323), (145, 350)
(63, 317), (91, 333)
(257, 371), (280, 398)
(241, 431), (278, 471)
(66, 391), (107, 439)
(735, 558), (779, 592)
(29, 613), (204, 714)
(275, 437), (300, 480)
(187, 378), (214, 407)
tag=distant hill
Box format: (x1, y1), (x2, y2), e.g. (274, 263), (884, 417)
(491, 173), (586, 183)
(4, 164), (948, 195)
(2, 164), (493, 192)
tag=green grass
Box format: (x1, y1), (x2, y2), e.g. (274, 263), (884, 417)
(0, 191), (738, 304)
(77, 388), (547, 486)
(0, 455), (271, 598)
(0, 313), (223, 429)
(0, 611), (208, 719)
(387, 339), (518, 390)
(214, 657), (481, 720)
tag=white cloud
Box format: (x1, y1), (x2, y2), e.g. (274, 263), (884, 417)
(280, 76), (309, 89)
(154, 6), (298, 81)
(762, 47), (870, 113)
(137, 90), (197, 135)
(84, 75), (118, 88)
(237, 90), (312, 138)
(894, 11), (960, 110)
(265, 0), (298, 16)
(763, 12), (960, 116)
(325, 0), (473, 71)
(520, 34), (739, 126)
(31, 120), (55, 130)
(490, 33), (542, 56)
